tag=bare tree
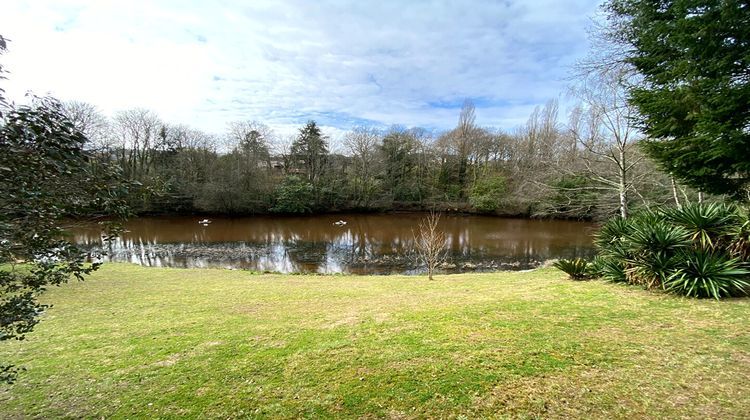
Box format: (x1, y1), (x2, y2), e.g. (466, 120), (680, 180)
(60, 100), (111, 153)
(568, 67), (643, 219)
(443, 99), (479, 195)
(112, 108), (164, 181)
(165, 124), (217, 187)
(413, 212), (448, 280)
(0, 34), (7, 112)
(409, 127), (437, 204)
(457, 99), (476, 190)
(343, 126), (381, 207)
(503, 99), (567, 213)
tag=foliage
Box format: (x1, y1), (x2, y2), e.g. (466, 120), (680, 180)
(553, 258), (590, 280)
(728, 214), (750, 260)
(662, 202), (740, 250)
(605, 0), (750, 198)
(468, 175), (506, 212)
(624, 215), (690, 288)
(664, 250), (749, 299)
(592, 216), (633, 282)
(593, 204), (750, 299)
(594, 215), (633, 249)
(271, 176), (315, 214)
(0, 97), (132, 382)
(589, 255), (627, 283)
(291, 121), (328, 185)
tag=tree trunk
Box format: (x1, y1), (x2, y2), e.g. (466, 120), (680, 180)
(619, 147), (628, 219)
(671, 176), (682, 209)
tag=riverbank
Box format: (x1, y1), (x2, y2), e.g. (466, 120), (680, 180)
(132, 201), (595, 221)
(2, 264), (748, 418)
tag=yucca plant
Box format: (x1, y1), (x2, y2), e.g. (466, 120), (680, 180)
(553, 258), (590, 280)
(625, 217), (691, 288)
(594, 216), (633, 249)
(593, 216), (635, 282)
(593, 204), (750, 299)
(728, 211), (750, 260)
(665, 250), (750, 299)
(663, 203), (740, 250)
(626, 216), (690, 256)
(627, 251), (682, 289)
(589, 254), (627, 283)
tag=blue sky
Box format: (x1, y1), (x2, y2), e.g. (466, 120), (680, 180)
(0, 0), (602, 140)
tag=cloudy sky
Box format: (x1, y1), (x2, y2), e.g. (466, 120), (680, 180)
(1, 0), (602, 140)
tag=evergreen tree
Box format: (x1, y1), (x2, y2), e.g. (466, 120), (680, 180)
(605, 0), (750, 199)
(291, 121), (328, 185)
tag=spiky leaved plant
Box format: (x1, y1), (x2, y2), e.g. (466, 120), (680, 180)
(553, 258), (590, 280)
(728, 207), (750, 261)
(665, 250), (749, 299)
(663, 203), (740, 251)
(592, 216), (634, 283)
(624, 216), (691, 289)
(589, 255), (627, 283)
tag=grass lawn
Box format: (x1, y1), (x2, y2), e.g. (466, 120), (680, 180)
(1, 264), (749, 418)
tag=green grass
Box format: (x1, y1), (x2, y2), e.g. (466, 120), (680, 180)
(1, 264), (749, 418)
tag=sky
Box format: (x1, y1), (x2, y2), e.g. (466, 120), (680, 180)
(0, 0), (602, 143)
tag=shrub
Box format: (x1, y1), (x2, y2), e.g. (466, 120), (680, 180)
(590, 255), (627, 283)
(594, 216), (633, 250)
(271, 176), (315, 213)
(469, 175), (506, 212)
(728, 209), (750, 260)
(553, 258), (590, 280)
(624, 216), (690, 288)
(593, 204), (750, 299)
(664, 250), (749, 299)
(662, 202), (740, 250)
(592, 216), (634, 282)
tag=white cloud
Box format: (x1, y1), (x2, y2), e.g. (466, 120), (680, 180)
(0, 0), (602, 136)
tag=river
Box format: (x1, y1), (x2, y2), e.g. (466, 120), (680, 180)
(70, 213), (597, 274)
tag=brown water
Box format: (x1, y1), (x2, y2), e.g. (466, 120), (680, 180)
(71, 213), (597, 274)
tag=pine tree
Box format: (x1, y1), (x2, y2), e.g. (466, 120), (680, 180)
(605, 0), (750, 199)
(291, 121), (328, 184)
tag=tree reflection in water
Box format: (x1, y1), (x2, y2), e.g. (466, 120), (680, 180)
(71, 214), (596, 274)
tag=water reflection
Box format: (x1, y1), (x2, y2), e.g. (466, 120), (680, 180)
(71, 214), (597, 274)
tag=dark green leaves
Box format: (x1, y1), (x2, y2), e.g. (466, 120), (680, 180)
(1, 97), (132, 383)
(662, 202), (740, 249)
(553, 258), (591, 280)
(665, 251), (749, 299)
(605, 0), (750, 198)
(593, 203), (750, 299)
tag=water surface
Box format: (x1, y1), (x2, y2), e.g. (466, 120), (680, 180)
(72, 213), (596, 274)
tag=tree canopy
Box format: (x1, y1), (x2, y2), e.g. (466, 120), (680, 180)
(291, 121), (328, 185)
(605, 0), (750, 199)
(0, 37), (132, 382)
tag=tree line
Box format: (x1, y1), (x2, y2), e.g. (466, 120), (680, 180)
(60, 83), (701, 220)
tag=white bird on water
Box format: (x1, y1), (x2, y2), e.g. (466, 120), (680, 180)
(198, 219), (211, 225)
(333, 220), (347, 226)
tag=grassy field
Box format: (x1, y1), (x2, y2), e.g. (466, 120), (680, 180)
(1, 264), (748, 418)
